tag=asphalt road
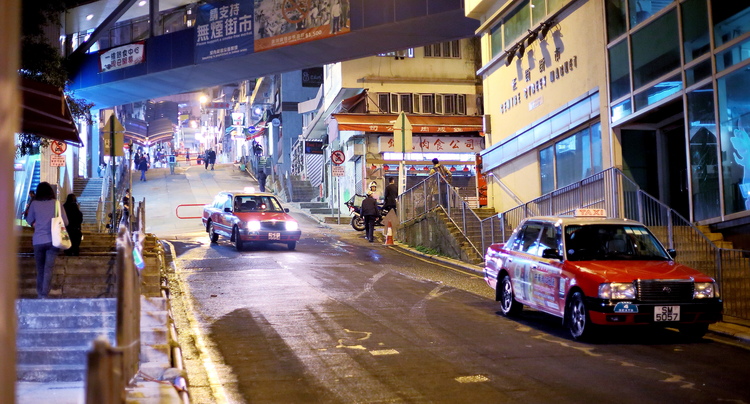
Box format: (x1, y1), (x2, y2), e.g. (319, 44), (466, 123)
(142, 164), (750, 404)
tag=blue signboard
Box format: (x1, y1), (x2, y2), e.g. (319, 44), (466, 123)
(195, 0), (255, 64)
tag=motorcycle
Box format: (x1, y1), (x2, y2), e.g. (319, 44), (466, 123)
(345, 194), (391, 231)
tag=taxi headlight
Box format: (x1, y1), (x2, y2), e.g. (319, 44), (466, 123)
(285, 221), (298, 231)
(247, 221), (261, 231)
(694, 282), (717, 299)
(598, 282), (636, 299)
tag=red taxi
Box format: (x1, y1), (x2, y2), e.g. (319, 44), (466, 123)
(202, 189), (301, 251)
(484, 209), (722, 340)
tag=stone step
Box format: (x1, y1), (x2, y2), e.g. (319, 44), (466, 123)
(16, 328), (116, 348)
(17, 364), (88, 382)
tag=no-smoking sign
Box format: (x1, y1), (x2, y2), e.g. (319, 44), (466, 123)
(331, 150), (345, 165)
(50, 141), (67, 155)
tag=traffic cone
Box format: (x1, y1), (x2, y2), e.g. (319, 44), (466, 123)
(384, 222), (394, 245)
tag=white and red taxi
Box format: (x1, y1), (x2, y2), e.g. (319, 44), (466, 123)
(484, 209), (722, 340)
(202, 189), (301, 251)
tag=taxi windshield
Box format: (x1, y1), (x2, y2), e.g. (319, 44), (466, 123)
(234, 195), (285, 212)
(564, 224), (671, 261)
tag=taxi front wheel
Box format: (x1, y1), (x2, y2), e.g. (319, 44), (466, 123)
(499, 274), (522, 316)
(567, 291), (597, 341)
(233, 226), (244, 251)
(208, 222), (219, 243)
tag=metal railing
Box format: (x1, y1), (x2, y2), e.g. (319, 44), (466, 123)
(398, 172), (483, 259)
(86, 225), (141, 403)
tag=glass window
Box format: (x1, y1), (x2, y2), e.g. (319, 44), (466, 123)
(532, 0), (546, 26)
(110, 23), (132, 47)
(629, 0), (672, 27)
(547, 0), (566, 14)
(605, 0), (627, 41)
(633, 74), (682, 110)
(540, 146), (554, 194)
(686, 59), (712, 87)
(591, 122), (603, 173)
(681, 0), (709, 63)
(631, 10), (680, 89)
(556, 127), (587, 189)
(716, 37), (750, 72)
(687, 84), (720, 221)
(504, 1), (530, 47)
(132, 18), (150, 41)
(713, 2), (750, 47)
(611, 99), (632, 122)
(490, 24), (504, 58)
(718, 68), (750, 216)
(609, 40), (631, 101)
(162, 10), (185, 34)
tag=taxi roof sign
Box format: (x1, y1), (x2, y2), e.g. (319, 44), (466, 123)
(574, 208), (607, 217)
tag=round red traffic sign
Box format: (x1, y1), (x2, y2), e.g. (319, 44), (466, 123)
(50, 141), (67, 155)
(331, 150), (345, 165)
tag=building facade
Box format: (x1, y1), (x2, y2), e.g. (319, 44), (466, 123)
(297, 38), (486, 213)
(468, 0), (750, 247)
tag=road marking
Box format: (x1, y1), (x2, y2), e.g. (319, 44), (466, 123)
(369, 349), (399, 356)
(165, 240), (230, 404)
(455, 375), (489, 383)
(336, 329), (372, 350)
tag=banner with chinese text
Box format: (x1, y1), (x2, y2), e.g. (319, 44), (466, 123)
(196, 0), (255, 64)
(99, 42), (145, 72)
(254, 0), (351, 52)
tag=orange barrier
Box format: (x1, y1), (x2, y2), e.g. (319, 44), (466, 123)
(175, 203), (206, 219)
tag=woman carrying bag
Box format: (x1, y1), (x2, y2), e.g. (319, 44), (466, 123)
(25, 182), (68, 298)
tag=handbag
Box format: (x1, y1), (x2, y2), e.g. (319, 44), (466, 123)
(51, 200), (72, 250)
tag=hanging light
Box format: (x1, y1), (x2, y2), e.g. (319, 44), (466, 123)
(423, 166), (429, 171)
(449, 166), (456, 172)
(384, 164), (390, 171)
(371, 164), (377, 170)
(540, 22), (552, 41)
(506, 47), (516, 66)
(463, 166), (470, 171)
(527, 29), (539, 47)
(409, 166), (416, 171)
(516, 43), (525, 58)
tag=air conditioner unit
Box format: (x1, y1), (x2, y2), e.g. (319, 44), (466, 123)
(352, 143), (365, 156)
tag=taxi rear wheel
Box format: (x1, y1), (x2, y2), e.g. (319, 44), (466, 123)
(499, 274), (522, 316)
(208, 222), (219, 243)
(567, 291), (596, 340)
(233, 226), (243, 251)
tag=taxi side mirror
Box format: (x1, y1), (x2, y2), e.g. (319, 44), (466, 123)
(542, 248), (563, 260)
(224, 207), (232, 213)
(667, 249), (677, 259)
(285, 208), (290, 213)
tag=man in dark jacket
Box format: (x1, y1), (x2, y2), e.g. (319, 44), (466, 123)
(257, 169), (268, 192)
(360, 192), (379, 242)
(383, 177), (398, 215)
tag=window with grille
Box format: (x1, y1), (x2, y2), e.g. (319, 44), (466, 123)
(424, 40), (461, 58)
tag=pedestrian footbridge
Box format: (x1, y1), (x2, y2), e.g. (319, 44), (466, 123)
(69, 0), (479, 108)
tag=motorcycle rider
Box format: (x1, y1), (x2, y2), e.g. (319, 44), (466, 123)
(361, 191), (379, 242)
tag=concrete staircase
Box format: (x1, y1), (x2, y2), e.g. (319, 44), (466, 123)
(16, 298), (116, 382)
(438, 207), (497, 265)
(287, 178), (318, 202)
(16, 296), (172, 383)
(73, 177), (105, 233)
(17, 228), (164, 299)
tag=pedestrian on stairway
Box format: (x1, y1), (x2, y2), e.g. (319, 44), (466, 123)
(361, 191), (379, 242)
(138, 156), (149, 181)
(25, 182), (68, 298)
(63, 193), (83, 256)
(383, 177), (398, 215)
(208, 149), (217, 170)
(257, 169), (268, 192)
(204, 149), (211, 170)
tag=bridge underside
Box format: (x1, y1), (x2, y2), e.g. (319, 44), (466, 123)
(70, 9), (479, 108)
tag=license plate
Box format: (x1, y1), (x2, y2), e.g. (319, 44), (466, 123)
(268, 232), (281, 240)
(654, 306), (680, 322)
